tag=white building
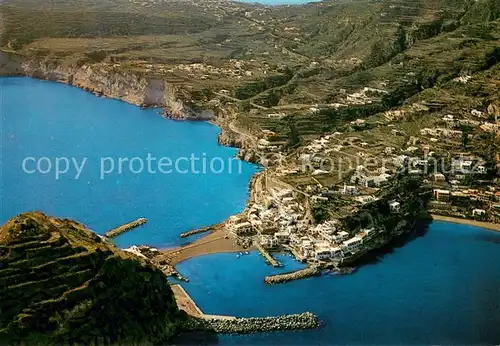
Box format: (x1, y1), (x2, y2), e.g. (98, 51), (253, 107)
(389, 201), (401, 213)
(472, 209), (486, 216)
(314, 246), (332, 261)
(342, 236), (363, 252)
(361, 228), (376, 239)
(300, 239), (314, 257)
(274, 231), (291, 244)
(233, 222), (253, 235)
(433, 173), (446, 182)
(333, 231), (350, 244)
(330, 247), (344, 259)
(260, 235), (278, 248)
(355, 195), (378, 204)
(342, 184), (359, 196)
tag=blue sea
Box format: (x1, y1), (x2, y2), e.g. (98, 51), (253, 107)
(1, 77), (499, 345)
(176, 222), (500, 344)
(0, 77), (259, 248)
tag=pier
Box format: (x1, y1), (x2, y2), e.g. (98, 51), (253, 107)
(171, 284), (203, 316)
(255, 243), (281, 267)
(186, 312), (320, 334)
(180, 222), (224, 238)
(172, 282), (320, 334)
(104, 218), (147, 238)
(264, 265), (320, 284)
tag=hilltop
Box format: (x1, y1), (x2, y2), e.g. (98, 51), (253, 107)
(0, 212), (184, 345)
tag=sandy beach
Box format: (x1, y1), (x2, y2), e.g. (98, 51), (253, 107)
(157, 228), (250, 265)
(431, 214), (500, 232)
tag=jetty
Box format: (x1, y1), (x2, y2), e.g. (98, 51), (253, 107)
(171, 284), (203, 316)
(180, 222), (224, 238)
(264, 265), (320, 284)
(104, 218), (147, 238)
(255, 243), (281, 267)
(172, 283), (320, 334)
(186, 312), (320, 334)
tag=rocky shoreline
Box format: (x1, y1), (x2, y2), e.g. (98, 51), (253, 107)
(185, 312), (320, 334)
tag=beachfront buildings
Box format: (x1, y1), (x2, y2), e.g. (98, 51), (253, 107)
(342, 236), (363, 252)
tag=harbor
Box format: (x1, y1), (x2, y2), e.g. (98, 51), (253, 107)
(171, 283), (320, 334)
(255, 242), (281, 267)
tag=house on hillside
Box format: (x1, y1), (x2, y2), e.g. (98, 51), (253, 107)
(434, 189), (451, 202)
(342, 236), (363, 253)
(389, 201), (401, 213)
(433, 173), (446, 183)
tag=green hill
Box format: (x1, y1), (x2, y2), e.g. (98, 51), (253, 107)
(0, 212), (184, 345)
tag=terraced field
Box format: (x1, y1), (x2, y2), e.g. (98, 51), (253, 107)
(0, 212), (183, 344)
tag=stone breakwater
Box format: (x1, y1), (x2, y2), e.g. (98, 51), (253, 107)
(265, 265), (321, 284)
(104, 218), (147, 238)
(185, 312), (320, 334)
(179, 222), (224, 238)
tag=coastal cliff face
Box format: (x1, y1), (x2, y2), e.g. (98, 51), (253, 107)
(0, 52), (214, 120)
(0, 212), (185, 345)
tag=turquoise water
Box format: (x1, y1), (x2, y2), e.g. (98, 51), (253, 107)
(176, 222), (500, 344)
(0, 77), (259, 248)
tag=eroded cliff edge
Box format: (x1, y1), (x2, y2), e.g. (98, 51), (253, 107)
(0, 51), (214, 120)
(0, 51), (260, 160)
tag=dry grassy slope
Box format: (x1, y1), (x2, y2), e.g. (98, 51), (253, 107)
(0, 212), (183, 345)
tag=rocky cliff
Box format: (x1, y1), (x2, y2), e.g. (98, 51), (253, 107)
(0, 51), (214, 120)
(0, 212), (185, 345)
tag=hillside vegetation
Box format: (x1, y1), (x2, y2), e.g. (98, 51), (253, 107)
(0, 212), (184, 345)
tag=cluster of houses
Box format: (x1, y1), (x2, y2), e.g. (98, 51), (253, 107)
(350, 165), (392, 188)
(227, 188), (306, 242)
(345, 87), (388, 105)
(287, 221), (378, 262)
(304, 135), (333, 153)
(225, 184), (391, 263)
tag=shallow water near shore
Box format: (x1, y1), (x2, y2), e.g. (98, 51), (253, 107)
(175, 222), (500, 345)
(0, 77), (259, 247)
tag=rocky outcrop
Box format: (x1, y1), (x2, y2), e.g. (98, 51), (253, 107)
(0, 212), (184, 344)
(185, 312), (320, 334)
(218, 128), (261, 163)
(0, 51), (24, 75)
(264, 266), (321, 284)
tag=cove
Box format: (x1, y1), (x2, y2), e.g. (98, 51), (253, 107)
(0, 77), (260, 248)
(175, 222), (500, 345)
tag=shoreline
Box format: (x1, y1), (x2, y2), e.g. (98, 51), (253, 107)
(1, 73), (261, 263)
(155, 173), (264, 266)
(156, 228), (252, 266)
(431, 214), (500, 232)
(6, 75), (499, 268)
